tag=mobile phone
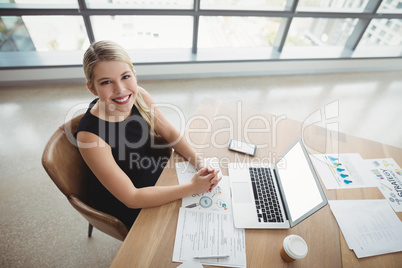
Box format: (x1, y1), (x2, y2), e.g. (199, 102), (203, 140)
(228, 139), (257, 156)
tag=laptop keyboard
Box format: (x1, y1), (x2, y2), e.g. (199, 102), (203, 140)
(249, 167), (284, 223)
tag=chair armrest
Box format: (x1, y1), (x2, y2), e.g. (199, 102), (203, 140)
(68, 195), (128, 241)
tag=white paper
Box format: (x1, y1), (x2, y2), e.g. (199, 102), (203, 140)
(177, 259), (203, 268)
(329, 199), (402, 258)
(173, 208), (246, 267)
(174, 158), (247, 267)
(366, 158), (402, 212)
(176, 158), (230, 212)
(311, 153), (377, 189)
(176, 157), (222, 185)
(182, 175), (231, 212)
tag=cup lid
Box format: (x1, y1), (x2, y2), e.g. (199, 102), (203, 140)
(284, 235), (308, 259)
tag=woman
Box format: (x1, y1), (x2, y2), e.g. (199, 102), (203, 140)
(76, 40), (221, 229)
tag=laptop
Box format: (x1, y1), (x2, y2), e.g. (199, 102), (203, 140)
(228, 137), (327, 229)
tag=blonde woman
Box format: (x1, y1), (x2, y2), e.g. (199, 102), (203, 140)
(76, 40), (221, 229)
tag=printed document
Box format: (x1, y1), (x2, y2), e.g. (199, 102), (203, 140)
(366, 158), (402, 212)
(173, 208), (246, 267)
(176, 159), (231, 212)
(329, 199), (402, 258)
(311, 153), (377, 189)
(173, 158), (247, 267)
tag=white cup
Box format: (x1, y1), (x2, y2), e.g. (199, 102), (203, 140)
(280, 235), (308, 263)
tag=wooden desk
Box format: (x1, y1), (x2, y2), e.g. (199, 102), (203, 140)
(111, 100), (402, 268)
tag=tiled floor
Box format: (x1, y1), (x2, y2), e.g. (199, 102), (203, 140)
(1, 70), (401, 267)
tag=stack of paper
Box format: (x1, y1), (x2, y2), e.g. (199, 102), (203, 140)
(329, 199), (402, 258)
(173, 158), (247, 267)
(173, 208), (246, 267)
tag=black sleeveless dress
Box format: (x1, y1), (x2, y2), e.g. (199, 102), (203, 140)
(75, 99), (171, 229)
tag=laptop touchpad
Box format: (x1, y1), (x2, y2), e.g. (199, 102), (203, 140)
(232, 182), (253, 203)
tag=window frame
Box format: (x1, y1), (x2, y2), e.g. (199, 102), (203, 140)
(0, 0), (401, 69)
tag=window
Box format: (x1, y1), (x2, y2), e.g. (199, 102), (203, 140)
(0, 0), (78, 7)
(91, 16), (193, 49)
(358, 19), (402, 46)
(378, 0), (402, 13)
(85, 0), (193, 9)
(0, 0), (401, 68)
(354, 18), (402, 57)
(297, 0), (370, 12)
(198, 16), (281, 48)
(0, 16), (35, 51)
(0, 15), (88, 51)
(200, 0), (287, 11)
(284, 18), (357, 47)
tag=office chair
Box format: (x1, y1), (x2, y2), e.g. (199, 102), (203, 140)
(42, 114), (128, 241)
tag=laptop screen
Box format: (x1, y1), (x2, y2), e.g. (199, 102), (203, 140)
(276, 139), (327, 226)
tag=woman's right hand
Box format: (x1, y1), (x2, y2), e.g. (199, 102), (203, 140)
(190, 167), (219, 194)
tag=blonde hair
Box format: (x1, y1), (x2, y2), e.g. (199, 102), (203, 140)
(83, 40), (158, 135)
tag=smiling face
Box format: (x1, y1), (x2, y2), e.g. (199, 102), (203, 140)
(87, 60), (138, 120)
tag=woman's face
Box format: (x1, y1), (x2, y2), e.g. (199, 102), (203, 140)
(88, 60), (138, 117)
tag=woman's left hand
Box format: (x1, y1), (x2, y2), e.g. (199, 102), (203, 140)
(209, 169), (222, 191)
(197, 161), (222, 192)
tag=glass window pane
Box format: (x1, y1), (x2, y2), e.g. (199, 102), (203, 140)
(198, 16), (281, 48)
(0, 0), (77, 6)
(284, 18), (357, 47)
(358, 19), (402, 46)
(0, 16), (89, 51)
(200, 0), (287, 11)
(0, 16), (35, 51)
(85, 0), (193, 9)
(297, 0), (370, 12)
(91, 16), (193, 49)
(378, 0), (402, 13)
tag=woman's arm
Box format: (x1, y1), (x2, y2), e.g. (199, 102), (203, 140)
(77, 131), (215, 209)
(139, 88), (222, 189)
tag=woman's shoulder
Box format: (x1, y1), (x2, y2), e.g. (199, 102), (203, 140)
(75, 99), (102, 136)
(75, 112), (109, 149)
(138, 86), (154, 105)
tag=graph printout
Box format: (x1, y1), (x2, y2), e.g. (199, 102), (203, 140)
(311, 153), (377, 189)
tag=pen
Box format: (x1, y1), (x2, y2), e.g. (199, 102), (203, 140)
(193, 255), (229, 259)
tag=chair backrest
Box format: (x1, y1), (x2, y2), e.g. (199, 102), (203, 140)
(42, 114), (91, 201)
(42, 114), (129, 241)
